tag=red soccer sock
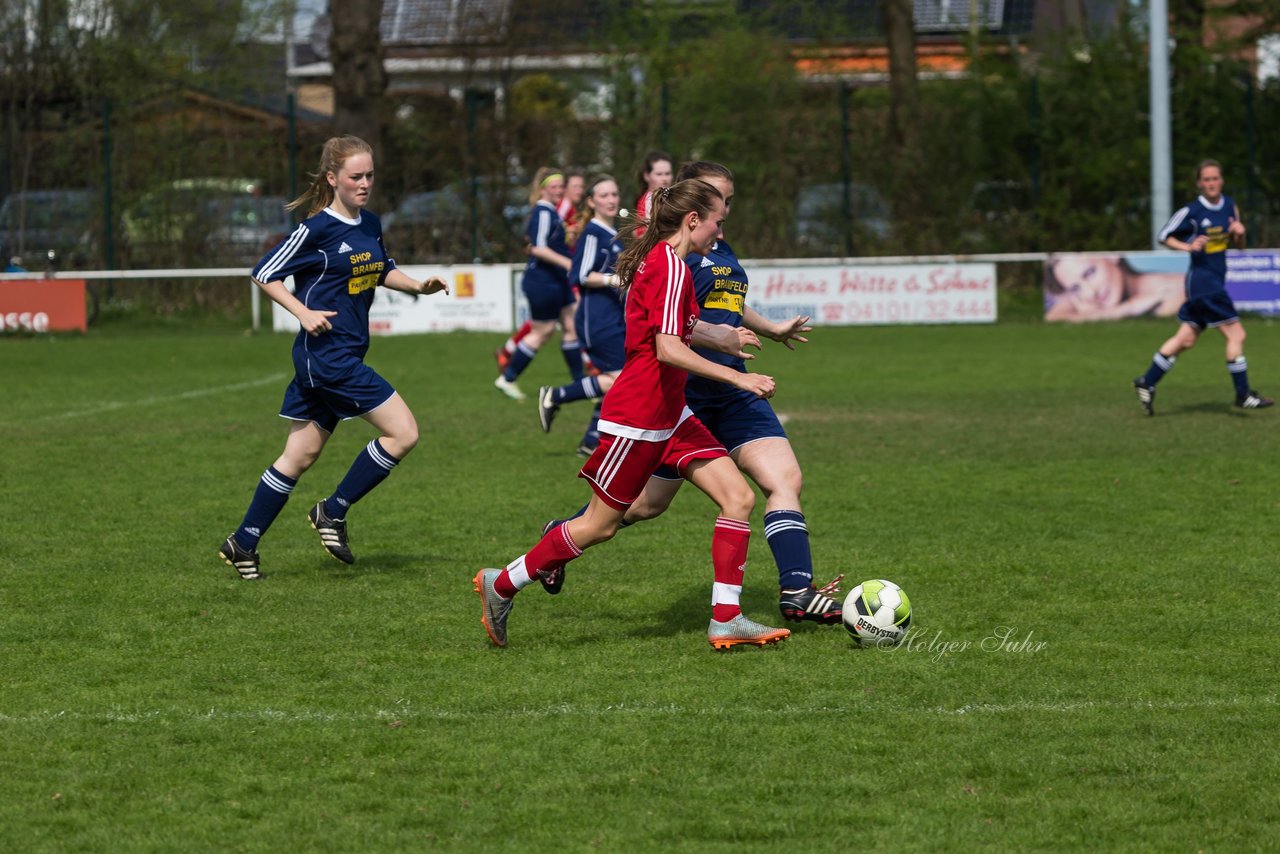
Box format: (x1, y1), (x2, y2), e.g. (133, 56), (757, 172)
(711, 516), (750, 622)
(495, 523), (584, 598)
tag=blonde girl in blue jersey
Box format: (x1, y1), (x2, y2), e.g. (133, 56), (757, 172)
(1132, 159), (1273, 414)
(218, 135), (449, 580)
(493, 167), (580, 400)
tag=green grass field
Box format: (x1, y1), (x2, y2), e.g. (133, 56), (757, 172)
(3, 317), (1279, 851)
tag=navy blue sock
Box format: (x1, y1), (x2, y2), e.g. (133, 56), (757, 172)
(1141, 352), (1176, 387)
(554, 376), (603, 405)
(324, 439), (400, 520)
(1228, 357), (1250, 398)
(562, 340), (585, 380)
(504, 342), (537, 381)
(235, 466), (297, 550)
(580, 401), (602, 448)
(765, 509), (813, 590)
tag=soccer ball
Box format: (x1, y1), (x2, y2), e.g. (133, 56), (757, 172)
(843, 579), (912, 647)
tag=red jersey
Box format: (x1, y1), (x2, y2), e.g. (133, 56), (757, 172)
(598, 242), (699, 440)
(632, 191), (652, 238)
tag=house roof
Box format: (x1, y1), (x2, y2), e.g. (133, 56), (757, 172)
(301, 0), (1042, 61)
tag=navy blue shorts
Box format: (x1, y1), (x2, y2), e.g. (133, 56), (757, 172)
(279, 363), (395, 433)
(654, 389), (787, 479)
(523, 273), (575, 322)
(1178, 290), (1239, 330)
(577, 310), (626, 373)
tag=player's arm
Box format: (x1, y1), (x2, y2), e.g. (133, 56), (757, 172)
(529, 209), (572, 270)
(655, 333), (774, 399)
(383, 267), (449, 296)
(1158, 206), (1206, 253)
(1229, 203), (1247, 248)
(743, 305), (811, 350)
(530, 244), (572, 270)
(1161, 232), (1207, 253)
(691, 320), (760, 360)
(253, 277), (336, 336)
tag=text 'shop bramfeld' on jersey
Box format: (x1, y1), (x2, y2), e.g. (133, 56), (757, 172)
(252, 207), (395, 386)
(1158, 194), (1238, 299)
(686, 239), (750, 386)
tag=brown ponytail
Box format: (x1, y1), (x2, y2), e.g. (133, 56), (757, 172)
(287, 135), (373, 218)
(615, 179), (722, 291)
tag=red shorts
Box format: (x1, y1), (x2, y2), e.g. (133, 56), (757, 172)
(579, 416), (728, 510)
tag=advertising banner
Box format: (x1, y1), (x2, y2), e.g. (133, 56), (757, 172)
(1043, 250), (1280, 321)
(741, 262), (997, 326)
(0, 279), (87, 332)
(272, 264), (516, 334)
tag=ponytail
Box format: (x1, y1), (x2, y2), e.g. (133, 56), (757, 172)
(288, 135), (373, 218)
(615, 179), (722, 290)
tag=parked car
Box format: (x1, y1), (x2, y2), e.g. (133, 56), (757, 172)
(958, 180), (1036, 251)
(122, 178), (292, 267)
(383, 176), (529, 263)
(794, 181), (891, 257)
(0, 189), (96, 269)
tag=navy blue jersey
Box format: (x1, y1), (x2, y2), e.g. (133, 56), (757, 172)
(253, 207), (396, 387)
(570, 219), (623, 306)
(1158, 194), (1238, 300)
(684, 239), (749, 400)
(572, 219), (626, 371)
(524, 200), (569, 287)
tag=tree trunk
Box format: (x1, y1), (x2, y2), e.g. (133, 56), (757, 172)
(329, 0), (387, 157)
(881, 0), (918, 155)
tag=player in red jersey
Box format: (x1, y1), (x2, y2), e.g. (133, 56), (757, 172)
(474, 179), (790, 650)
(631, 150), (673, 239)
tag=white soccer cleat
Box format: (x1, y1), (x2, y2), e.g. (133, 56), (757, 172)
(707, 614), (790, 650)
(493, 375), (526, 401)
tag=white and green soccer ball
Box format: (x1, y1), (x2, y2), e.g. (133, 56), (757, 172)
(843, 579), (912, 647)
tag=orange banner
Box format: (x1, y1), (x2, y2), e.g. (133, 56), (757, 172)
(0, 279), (87, 332)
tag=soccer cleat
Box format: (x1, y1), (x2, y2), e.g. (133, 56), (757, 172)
(473, 569), (513, 647)
(576, 441), (598, 458)
(494, 374), (526, 401)
(308, 500), (355, 564)
(1133, 378), (1155, 416)
(707, 614), (791, 650)
(537, 386), (559, 433)
(494, 346), (511, 371)
(779, 584), (844, 625)
(218, 534), (262, 581)
(1236, 390), (1275, 409)
(538, 518), (569, 595)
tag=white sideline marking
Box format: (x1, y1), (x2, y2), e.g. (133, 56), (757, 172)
(0, 695), (1273, 725)
(27, 372), (291, 423)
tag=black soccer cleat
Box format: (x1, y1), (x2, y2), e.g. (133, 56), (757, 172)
(537, 386), (559, 433)
(219, 534), (262, 580)
(779, 584), (843, 625)
(1236, 390), (1275, 410)
(308, 500), (355, 564)
(539, 517), (567, 595)
(1133, 378), (1156, 416)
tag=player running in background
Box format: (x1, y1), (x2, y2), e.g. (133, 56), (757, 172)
(1133, 159), (1273, 414)
(493, 168), (581, 401)
(537, 174), (625, 456)
(218, 135), (449, 580)
(474, 178), (790, 650)
(496, 170), (590, 373)
(558, 170), (586, 248)
(631, 150), (673, 238)
(539, 162), (842, 626)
